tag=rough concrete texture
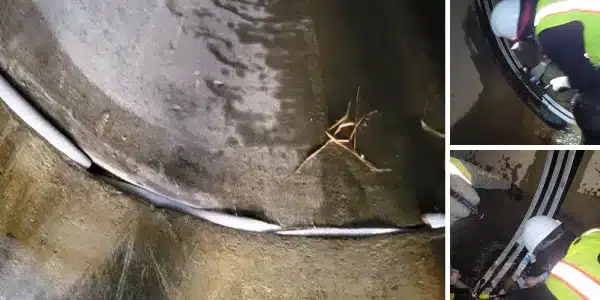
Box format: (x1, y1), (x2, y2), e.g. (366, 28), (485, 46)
(449, 0), (483, 127)
(559, 151), (600, 233)
(469, 150), (537, 186)
(0, 105), (444, 299)
(0, 0), (444, 226)
(450, 0), (555, 145)
(469, 150), (600, 231)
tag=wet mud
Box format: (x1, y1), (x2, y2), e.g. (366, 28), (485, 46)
(0, 0), (444, 227)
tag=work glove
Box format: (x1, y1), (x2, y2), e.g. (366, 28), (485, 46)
(450, 269), (469, 289)
(549, 76), (570, 92)
(517, 272), (549, 288)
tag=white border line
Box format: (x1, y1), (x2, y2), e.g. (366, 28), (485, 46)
(487, 151), (566, 291)
(445, 0), (451, 295)
(510, 150), (576, 281)
(450, 145), (594, 151)
(472, 150), (556, 294)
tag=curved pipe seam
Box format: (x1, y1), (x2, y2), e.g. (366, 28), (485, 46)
(0, 74), (435, 237)
(102, 176), (433, 237)
(0, 75), (92, 168)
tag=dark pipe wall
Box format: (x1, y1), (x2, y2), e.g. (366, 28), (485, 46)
(0, 0), (443, 227)
(0, 0), (444, 299)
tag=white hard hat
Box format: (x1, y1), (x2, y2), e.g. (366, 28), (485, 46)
(520, 216), (562, 255)
(490, 0), (521, 40)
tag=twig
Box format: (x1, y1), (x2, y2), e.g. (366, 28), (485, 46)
(421, 97), (444, 139)
(327, 101), (352, 132)
(420, 119), (444, 139)
(295, 88), (391, 174)
(349, 110), (378, 141)
(326, 132), (391, 173)
(333, 121), (356, 135)
(293, 140), (333, 173)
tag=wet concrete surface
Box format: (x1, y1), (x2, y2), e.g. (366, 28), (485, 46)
(451, 150), (600, 291)
(0, 105), (444, 299)
(450, 0), (556, 145)
(558, 151), (600, 233)
(0, 0), (445, 298)
(0, 0), (444, 226)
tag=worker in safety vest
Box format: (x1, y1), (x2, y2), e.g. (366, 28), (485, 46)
(490, 0), (600, 144)
(433, 157), (522, 293)
(448, 157), (521, 224)
(423, 156), (521, 231)
(513, 216), (600, 299)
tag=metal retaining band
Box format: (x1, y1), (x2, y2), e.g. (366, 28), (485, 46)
(476, 0), (576, 128)
(0, 73), (438, 238)
(472, 150), (581, 297)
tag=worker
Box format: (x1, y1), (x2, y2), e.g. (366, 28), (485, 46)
(448, 156), (521, 224)
(490, 0), (600, 144)
(425, 156), (522, 295)
(508, 215), (600, 299)
(422, 156), (520, 228)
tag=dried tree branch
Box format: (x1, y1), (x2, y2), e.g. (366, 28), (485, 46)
(349, 110), (378, 142)
(325, 132), (391, 173)
(294, 88), (391, 174)
(327, 101), (352, 132)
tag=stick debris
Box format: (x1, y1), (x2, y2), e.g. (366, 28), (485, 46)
(294, 86), (392, 173)
(420, 119), (445, 139)
(421, 96), (444, 139)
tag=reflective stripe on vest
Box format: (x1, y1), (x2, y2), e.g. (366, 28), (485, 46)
(550, 260), (600, 299)
(535, 0), (600, 26)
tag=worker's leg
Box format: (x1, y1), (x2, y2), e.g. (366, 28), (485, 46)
(574, 91), (600, 145)
(450, 195), (474, 224)
(450, 173), (480, 207)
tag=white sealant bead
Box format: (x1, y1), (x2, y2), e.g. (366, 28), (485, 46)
(0, 75), (92, 168)
(192, 210), (282, 232)
(275, 227), (401, 236)
(0, 74), (445, 238)
(422, 213), (446, 229)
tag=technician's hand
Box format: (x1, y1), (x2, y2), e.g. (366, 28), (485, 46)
(549, 76), (570, 92)
(450, 270), (461, 285)
(524, 273), (548, 288)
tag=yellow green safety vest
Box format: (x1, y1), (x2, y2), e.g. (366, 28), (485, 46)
(535, 0), (600, 67)
(546, 229), (600, 299)
(450, 157), (472, 184)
